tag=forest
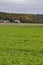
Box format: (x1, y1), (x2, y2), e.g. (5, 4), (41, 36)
(0, 12), (43, 23)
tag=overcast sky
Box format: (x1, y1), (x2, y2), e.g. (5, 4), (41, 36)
(0, 0), (43, 14)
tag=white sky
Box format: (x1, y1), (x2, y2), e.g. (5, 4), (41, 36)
(0, 0), (43, 14)
(1, 0), (38, 4)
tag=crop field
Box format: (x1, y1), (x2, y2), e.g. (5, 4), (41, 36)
(0, 25), (43, 65)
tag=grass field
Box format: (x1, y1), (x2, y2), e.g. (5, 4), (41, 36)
(0, 25), (43, 65)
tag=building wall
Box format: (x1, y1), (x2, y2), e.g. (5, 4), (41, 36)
(14, 20), (20, 23)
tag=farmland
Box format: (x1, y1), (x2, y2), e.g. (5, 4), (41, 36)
(0, 25), (43, 65)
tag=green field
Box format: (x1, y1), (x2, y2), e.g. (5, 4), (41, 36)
(0, 25), (43, 65)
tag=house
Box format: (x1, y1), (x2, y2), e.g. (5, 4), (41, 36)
(14, 20), (20, 23)
(0, 20), (4, 23)
(4, 20), (9, 23)
(0, 20), (9, 23)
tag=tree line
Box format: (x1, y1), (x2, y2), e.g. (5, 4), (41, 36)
(0, 12), (43, 23)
